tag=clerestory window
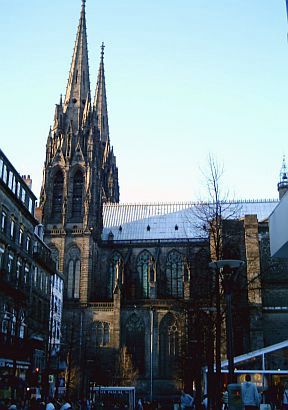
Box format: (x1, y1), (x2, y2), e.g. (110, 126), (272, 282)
(165, 250), (184, 298)
(136, 250), (154, 299)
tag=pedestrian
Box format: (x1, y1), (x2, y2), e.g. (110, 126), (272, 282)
(173, 402), (180, 410)
(46, 398), (55, 410)
(222, 389), (228, 410)
(202, 394), (208, 409)
(241, 374), (260, 410)
(282, 383), (288, 410)
(59, 400), (72, 410)
(137, 398), (143, 410)
(180, 390), (194, 410)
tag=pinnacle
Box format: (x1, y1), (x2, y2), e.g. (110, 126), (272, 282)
(63, 0), (91, 131)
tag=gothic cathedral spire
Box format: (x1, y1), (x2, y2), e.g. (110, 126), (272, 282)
(64, 0), (91, 131)
(93, 43), (110, 144)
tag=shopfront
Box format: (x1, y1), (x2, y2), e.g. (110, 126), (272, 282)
(0, 358), (30, 399)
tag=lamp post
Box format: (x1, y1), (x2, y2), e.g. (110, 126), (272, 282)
(209, 260), (244, 386)
(150, 307), (154, 403)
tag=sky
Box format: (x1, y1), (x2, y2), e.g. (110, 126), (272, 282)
(1, 0), (288, 204)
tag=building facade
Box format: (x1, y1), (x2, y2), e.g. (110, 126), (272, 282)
(39, 0), (288, 400)
(0, 149), (59, 399)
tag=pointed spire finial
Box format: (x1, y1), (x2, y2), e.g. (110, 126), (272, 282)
(101, 42), (105, 61)
(280, 155), (287, 181)
(93, 42), (109, 143)
(82, 0), (86, 9)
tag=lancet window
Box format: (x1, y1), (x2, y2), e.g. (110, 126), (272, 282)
(94, 321), (110, 347)
(136, 250), (154, 298)
(159, 313), (180, 377)
(71, 170), (84, 219)
(52, 170), (64, 219)
(125, 314), (145, 374)
(66, 247), (81, 299)
(165, 250), (184, 298)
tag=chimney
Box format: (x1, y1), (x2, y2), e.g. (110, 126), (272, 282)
(22, 174), (32, 190)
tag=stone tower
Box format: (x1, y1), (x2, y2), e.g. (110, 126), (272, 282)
(277, 155), (288, 200)
(39, 0), (119, 306)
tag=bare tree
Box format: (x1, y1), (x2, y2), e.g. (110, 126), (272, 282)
(187, 154), (243, 409)
(113, 346), (139, 386)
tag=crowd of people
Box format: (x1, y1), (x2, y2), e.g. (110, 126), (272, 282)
(0, 397), (90, 410)
(1, 378), (288, 409)
(171, 375), (288, 410)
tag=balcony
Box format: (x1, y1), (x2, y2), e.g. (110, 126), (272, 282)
(33, 241), (56, 274)
(0, 268), (28, 300)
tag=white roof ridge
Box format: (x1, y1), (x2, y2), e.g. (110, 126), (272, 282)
(104, 198), (279, 207)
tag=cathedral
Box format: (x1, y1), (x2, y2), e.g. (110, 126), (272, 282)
(39, 0), (288, 401)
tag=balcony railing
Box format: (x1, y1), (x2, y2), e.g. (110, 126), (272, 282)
(33, 242), (56, 274)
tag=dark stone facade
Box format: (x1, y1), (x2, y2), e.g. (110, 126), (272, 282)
(38, 1), (288, 401)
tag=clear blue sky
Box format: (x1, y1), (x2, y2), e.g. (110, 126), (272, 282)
(1, 0), (288, 203)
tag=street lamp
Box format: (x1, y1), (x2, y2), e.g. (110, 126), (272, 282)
(150, 307), (154, 403)
(209, 260), (244, 385)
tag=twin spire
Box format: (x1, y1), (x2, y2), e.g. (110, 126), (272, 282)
(63, 0), (108, 139)
(94, 42), (110, 143)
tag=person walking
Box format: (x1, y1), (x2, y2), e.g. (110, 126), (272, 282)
(282, 383), (288, 410)
(46, 398), (55, 410)
(241, 374), (260, 410)
(137, 398), (143, 410)
(180, 390), (194, 410)
(222, 389), (228, 410)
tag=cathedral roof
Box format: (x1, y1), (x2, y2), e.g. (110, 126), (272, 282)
(102, 199), (278, 241)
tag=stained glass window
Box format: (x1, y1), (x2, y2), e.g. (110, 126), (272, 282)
(136, 250), (154, 298)
(165, 250), (184, 298)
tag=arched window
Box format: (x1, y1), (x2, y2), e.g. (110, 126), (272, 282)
(94, 321), (110, 347)
(71, 170), (84, 219)
(108, 253), (123, 298)
(96, 322), (103, 346)
(66, 246), (81, 299)
(136, 251), (154, 298)
(52, 170), (64, 219)
(159, 313), (180, 378)
(104, 323), (110, 346)
(165, 250), (184, 298)
(125, 314), (145, 374)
